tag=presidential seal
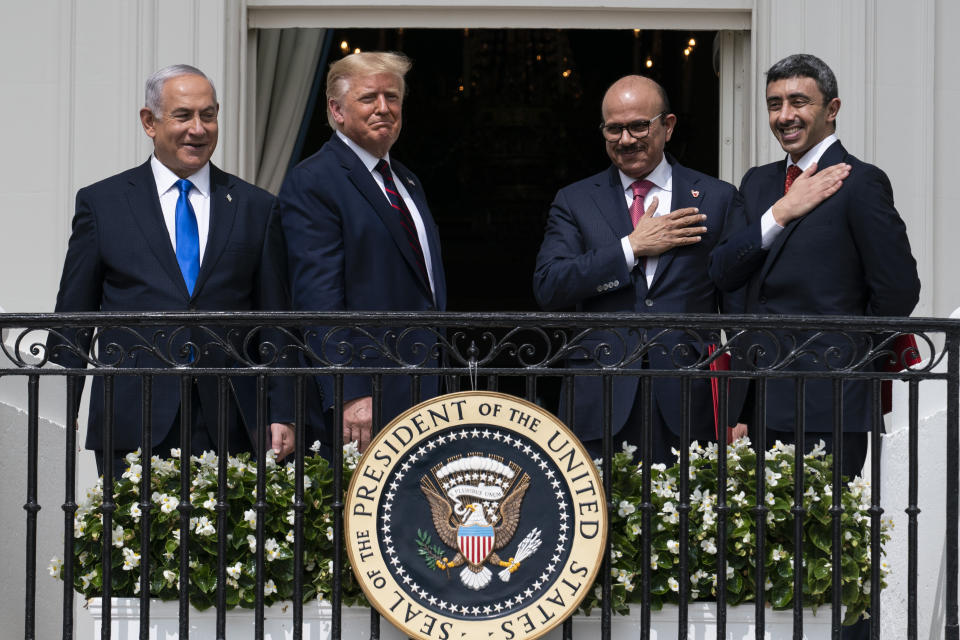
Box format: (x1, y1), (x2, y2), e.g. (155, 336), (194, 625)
(345, 391), (606, 640)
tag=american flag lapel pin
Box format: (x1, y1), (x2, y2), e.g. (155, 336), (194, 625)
(691, 189), (700, 198)
(226, 193), (232, 202)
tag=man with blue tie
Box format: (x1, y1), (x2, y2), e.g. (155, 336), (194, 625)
(708, 54), (920, 478)
(279, 52), (447, 452)
(50, 65), (295, 473)
(533, 75), (744, 464)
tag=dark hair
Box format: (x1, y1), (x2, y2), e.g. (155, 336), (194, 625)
(765, 54), (838, 102)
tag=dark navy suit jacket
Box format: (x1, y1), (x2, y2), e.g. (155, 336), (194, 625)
(278, 134), (447, 431)
(50, 159), (293, 451)
(534, 156), (744, 443)
(708, 140), (920, 432)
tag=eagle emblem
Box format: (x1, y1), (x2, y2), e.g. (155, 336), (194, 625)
(419, 453), (542, 591)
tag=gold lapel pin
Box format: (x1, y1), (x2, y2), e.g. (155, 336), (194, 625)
(691, 190), (700, 198)
(226, 194), (232, 202)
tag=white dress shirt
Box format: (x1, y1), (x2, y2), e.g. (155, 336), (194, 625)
(759, 133), (839, 249)
(151, 155), (211, 263)
(619, 155), (673, 288)
(336, 131), (436, 297)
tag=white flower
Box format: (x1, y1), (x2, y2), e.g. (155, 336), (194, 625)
(202, 493), (217, 510)
(112, 525), (125, 548)
(666, 539), (680, 554)
(264, 579), (278, 596)
(650, 553), (659, 570)
(163, 569), (177, 584)
(668, 577), (680, 592)
(244, 509), (257, 526)
(326, 526), (334, 542)
(286, 530), (295, 543)
(129, 502), (141, 522)
(765, 467), (782, 486)
(48, 556), (63, 579)
(617, 500), (636, 518)
(226, 562), (242, 579)
(122, 547), (140, 571)
(287, 509), (296, 525)
(701, 538), (718, 555)
(80, 570), (97, 589)
(158, 494), (179, 514)
(621, 441), (638, 456)
(192, 515), (216, 537)
(197, 450), (218, 468)
(169, 448), (181, 459)
(121, 463), (142, 484)
(309, 440), (322, 453)
(771, 547), (787, 562)
(264, 537), (281, 561)
(247, 534), (258, 553)
(124, 449), (142, 465)
(343, 441), (361, 470)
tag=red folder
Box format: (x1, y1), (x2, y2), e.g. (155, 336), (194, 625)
(707, 344), (733, 440)
(881, 334), (921, 414)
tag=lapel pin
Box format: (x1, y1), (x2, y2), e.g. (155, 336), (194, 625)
(406, 177), (415, 187)
(226, 193), (232, 202)
(691, 190), (700, 198)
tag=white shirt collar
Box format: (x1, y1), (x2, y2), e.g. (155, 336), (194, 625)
(336, 130), (391, 172)
(618, 154), (672, 193)
(150, 155), (210, 198)
(787, 133), (839, 172)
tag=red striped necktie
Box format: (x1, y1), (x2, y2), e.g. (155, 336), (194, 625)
(374, 159), (429, 282)
(784, 164), (803, 194)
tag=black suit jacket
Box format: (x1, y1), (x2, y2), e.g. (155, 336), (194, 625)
(50, 159), (293, 451)
(533, 156), (745, 442)
(708, 140), (921, 432)
(278, 134), (447, 429)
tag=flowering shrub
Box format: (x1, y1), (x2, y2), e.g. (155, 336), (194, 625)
(52, 438), (887, 625)
(581, 438), (889, 626)
(51, 443), (366, 610)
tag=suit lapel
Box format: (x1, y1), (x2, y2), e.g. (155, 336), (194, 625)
(334, 138), (434, 299)
(126, 160), (190, 297)
(393, 161), (445, 306)
(650, 161), (702, 291)
(757, 141), (846, 285)
(593, 165), (634, 238)
(193, 165), (238, 297)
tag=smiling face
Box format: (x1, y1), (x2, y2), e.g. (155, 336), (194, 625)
(766, 75), (841, 162)
(139, 74), (219, 178)
(329, 72), (403, 158)
(601, 76), (675, 180)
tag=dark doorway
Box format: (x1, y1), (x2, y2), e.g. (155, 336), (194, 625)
(296, 28), (720, 312)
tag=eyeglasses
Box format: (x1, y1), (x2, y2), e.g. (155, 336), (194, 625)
(599, 113), (665, 141)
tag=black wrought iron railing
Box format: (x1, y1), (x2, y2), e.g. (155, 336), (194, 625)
(3, 311), (957, 640)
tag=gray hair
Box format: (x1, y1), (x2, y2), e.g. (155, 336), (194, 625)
(326, 51), (412, 129)
(145, 64), (217, 116)
(765, 54), (838, 102)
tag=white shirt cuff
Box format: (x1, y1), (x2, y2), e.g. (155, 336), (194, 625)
(621, 236), (637, 271)
(760, 208), (784, 249)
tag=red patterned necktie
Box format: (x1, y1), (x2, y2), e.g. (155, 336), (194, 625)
(374, 159), (429, 282)
(629, 179), (655, 273)
(784, 164), (803, 194)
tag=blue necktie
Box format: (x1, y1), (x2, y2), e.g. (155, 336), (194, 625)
(175, 179), (200, 295)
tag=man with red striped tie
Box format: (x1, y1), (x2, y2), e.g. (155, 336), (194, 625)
(708, 54), (920, 482)
(279, 52), (447, 453)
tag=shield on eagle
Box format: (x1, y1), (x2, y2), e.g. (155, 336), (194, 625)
(457, 524), (495, 565)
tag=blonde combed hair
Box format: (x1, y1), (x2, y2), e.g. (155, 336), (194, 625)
(325, 51), (412, 129)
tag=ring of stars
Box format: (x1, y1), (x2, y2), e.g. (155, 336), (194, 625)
(379, 427), (572, 619)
